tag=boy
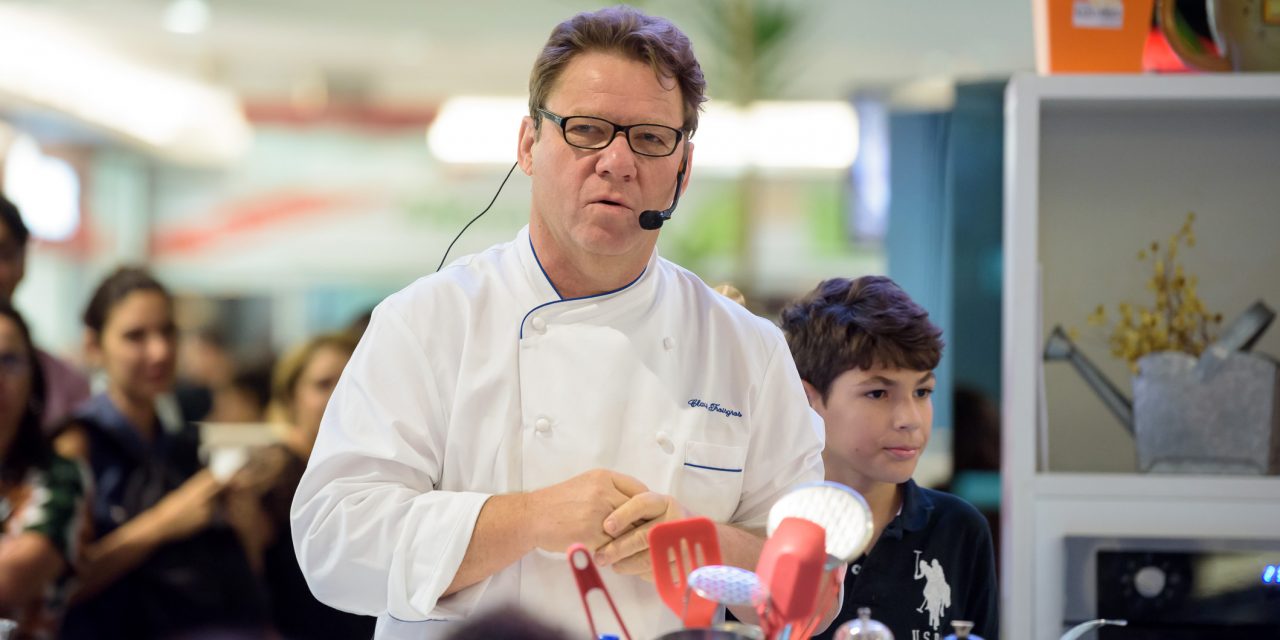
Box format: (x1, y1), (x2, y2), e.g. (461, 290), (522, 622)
(781, 275), (998, 640)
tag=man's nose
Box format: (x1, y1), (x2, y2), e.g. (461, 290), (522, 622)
(595, 133), (637, 181)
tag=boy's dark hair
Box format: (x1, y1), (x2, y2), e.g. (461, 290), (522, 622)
(780, 275), (944, 400)
(0, 194), (30, 248)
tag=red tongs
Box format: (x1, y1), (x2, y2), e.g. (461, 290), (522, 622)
(568, 543), (632, 640)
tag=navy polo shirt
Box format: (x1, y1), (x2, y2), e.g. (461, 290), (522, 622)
(814, 479), (999, 640)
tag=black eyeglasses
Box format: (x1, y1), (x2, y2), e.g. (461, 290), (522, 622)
(537, 108), (684, 158)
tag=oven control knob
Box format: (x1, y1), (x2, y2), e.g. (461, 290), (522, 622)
(1134, 565), (1167, 598)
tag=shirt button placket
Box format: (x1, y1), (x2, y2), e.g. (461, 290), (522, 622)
(655, 430), (674, 454)
(534, 416), (552, 436)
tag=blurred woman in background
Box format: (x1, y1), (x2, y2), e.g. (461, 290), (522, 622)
(0, 302), (89, 639)
(55, 266), (268, 639)
(227, 330), (374, 639)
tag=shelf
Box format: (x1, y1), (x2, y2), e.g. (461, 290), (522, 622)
(1033, 472), (1280, 501)
(1001, 71), (1280, 640)
(1012, 72), (1280, 103)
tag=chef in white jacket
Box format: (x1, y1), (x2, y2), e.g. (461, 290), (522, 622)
(290, 6), (825, 639)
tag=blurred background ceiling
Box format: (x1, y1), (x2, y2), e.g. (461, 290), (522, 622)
(5, 0), (1034, 107)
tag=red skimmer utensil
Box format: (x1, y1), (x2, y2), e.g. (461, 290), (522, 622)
(648, 516), (722, 627)
(755, 516), (827, 639)
(767, 481), (873, 638)
(767, 481), (873, 565)
(568, 543), (632, 640)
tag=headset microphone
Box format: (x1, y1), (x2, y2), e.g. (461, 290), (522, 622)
(438, 151), (684, 272)
(638, 160), (688, 231)
(436, 161), (518, 272)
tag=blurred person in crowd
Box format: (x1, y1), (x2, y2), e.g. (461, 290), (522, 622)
(0, 195), (90, 431)
(172, 327), (235, 424)
(943, 386), (1002, 558)
(345, 307), (374, 340)
(211, 360), (274, 425)
(712, 283), (747, 307)
(224, 332), (374, 639)
(290, 6), (827, 639)
(441, 605), (569, 640)
(0, 302), (90, 638)
(53, 266), (269, 640)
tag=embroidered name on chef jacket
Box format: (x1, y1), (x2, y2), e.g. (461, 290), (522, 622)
(687, 398), (742, 418)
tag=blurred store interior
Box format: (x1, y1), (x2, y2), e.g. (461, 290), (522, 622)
(1, 0), (1029, 487)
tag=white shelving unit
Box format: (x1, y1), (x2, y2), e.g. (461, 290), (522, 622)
(1001, 73), (1280, 640)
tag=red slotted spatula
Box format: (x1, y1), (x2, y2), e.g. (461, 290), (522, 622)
(648, 516), (722, 627)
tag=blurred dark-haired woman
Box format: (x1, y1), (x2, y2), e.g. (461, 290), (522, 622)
(227, 331), (375, 639)
(0, 302), (89, 639)
(55, 266), (268, 639)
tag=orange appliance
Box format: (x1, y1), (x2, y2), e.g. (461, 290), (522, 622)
(1034, 0), (1157, 72)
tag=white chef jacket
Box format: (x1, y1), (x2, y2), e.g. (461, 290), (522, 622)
(291, 226), (825, 640)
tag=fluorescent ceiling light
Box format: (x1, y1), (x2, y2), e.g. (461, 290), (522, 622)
(427, 97), (527, 165)
(3, 135), (81, 242)
(0, 6), (250, 166)
(427, 97), (858, 171)
(163, 0), (211, 35)
(695, 101), (859, 170)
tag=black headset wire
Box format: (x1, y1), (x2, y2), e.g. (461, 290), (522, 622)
(435, 161), (520, 272)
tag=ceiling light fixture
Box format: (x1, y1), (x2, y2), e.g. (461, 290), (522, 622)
(2, 134), (81, 242)
(0, 5), (250, 166)
(163, 0), (211, 35)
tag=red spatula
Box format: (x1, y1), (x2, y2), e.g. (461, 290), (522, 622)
(568, 543), (632, 640)
(755, 516), (827, 639)
(648, 516), (722, 627)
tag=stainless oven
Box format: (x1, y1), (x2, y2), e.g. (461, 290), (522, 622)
(1063, 536), (1280, 639)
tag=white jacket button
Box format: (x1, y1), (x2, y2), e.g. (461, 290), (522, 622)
(655, 431), (674, 453)
(531, 317), (547, 333)
(534, 417), (552, 434)
(663, 337), (675, 350)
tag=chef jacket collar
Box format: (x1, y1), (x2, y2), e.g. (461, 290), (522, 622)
(516, 225), (658, 338)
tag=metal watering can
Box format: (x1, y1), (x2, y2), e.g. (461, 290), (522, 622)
(1044, 301), (1280, 474)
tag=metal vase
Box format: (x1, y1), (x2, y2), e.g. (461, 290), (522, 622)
(1133, 351), (1280, 474)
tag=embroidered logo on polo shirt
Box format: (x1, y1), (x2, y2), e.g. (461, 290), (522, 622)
(687, 398), (742, 418)
(913, 550), (951, 632)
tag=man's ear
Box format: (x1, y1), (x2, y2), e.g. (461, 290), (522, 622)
(517, 116), (537, 176)
(677, 141), (694, 197)
(801, 379), (824, 412)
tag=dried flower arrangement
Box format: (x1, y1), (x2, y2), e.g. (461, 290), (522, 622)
(1077, 212), (1224, 372)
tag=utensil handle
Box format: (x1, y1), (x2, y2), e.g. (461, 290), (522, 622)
(568, 543), (632, 640)
(791, 565), (844, 638)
